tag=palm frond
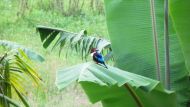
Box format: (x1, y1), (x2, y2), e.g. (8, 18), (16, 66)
(37, 25), (112, 60)
(0, 40), (44, 62)
(11, 84), (29, 107)
(0, 93), (20, 107)
(0, 50), (42, 106)
(9, 73), (26, 94)
(13, 50), (42, 86)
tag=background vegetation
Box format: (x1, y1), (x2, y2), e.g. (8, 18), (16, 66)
(0, 0), (107, 106)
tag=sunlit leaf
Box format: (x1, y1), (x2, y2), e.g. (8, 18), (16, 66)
(11, 84), (29, 107)
(56, 62), (177, 107)
(0, 49), (42, 106)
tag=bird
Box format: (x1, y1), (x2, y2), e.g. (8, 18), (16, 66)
(90, 48), (108, 69)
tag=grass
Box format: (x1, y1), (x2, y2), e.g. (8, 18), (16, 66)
(0, 0), (108, 106)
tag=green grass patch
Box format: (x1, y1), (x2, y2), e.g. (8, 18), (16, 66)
(0, 0), (107, 106)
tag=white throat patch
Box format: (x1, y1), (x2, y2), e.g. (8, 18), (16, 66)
(90, 52), (96, 56)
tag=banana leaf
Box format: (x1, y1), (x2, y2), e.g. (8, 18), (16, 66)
(169, 0), (190, 73)
(104, 0), (190, 106)
(56, 62), (176, 107)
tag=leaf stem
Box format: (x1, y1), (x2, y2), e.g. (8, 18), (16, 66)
(150, 0), (161, 81)
(124, 83), (144, 107)
(164, 0), (170, 90)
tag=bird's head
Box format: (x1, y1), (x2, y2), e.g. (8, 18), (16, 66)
(90, 48), (98, 56)
(90, 48), (98, 53)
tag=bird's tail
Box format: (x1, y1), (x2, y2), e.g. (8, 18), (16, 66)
(103, 62), (108, 69)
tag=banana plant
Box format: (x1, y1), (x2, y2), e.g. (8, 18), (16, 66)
(36, 26), (176, 107)
(104, 0), (190, 107)
(0, 41), (43, 106)
(37, 25), (177, 107)
(37, 0), (190, 107)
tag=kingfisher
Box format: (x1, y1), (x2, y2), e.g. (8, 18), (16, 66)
(90, 48), (108, 69)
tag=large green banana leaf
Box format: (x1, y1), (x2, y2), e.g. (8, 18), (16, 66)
(56, 62), (176, 107)
(104, 0), (190, 106)
(169, 0), (190, 73)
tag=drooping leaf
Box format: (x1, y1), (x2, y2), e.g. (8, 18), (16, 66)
(13, 51), (42, 86)
(43, 31), (60, 48)
(36, 25), (111, 59)
(0, 40), (44, 62)
(56, 62), (177, 107)
(37, 25), (63, 42)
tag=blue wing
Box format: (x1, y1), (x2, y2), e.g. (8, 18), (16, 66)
(93, 52), (108, 68)
(94, 53), (104, 63)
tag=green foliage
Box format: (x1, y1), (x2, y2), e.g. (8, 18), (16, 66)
(0, 49), (42, 106)
(56, 62), (176, 107)
(0, 0), (108, 106)
(169, 0), (190, 73)
(0, 93), (20, 107)
(0, 40), (44, 62)
(38, 0), (190, 107)
(37, 25), (111, 59)
(104, 0), (190, 106)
